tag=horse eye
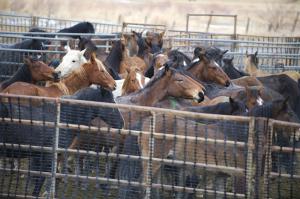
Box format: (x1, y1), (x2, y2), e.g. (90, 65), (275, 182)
(176, 79), (183, 82)
(72, 60), (76, 63)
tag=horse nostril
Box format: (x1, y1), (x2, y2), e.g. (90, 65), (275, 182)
(197, 92), (205, 103)
(225, 80), (230, 87)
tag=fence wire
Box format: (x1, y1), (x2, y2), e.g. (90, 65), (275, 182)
(0, 94), (299, 199)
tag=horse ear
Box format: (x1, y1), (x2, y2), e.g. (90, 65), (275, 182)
(229, 97), (234, 104)
(65, 45), (71, 52)
(254, 51), (258, 57)
(80, 48), (87, 56)
(24, 57), (33, 66)
(159, 31), (166, 39)
(90, 53), (96, 64)
(230, 56), (234, 62)
(222, 50), (228, 55)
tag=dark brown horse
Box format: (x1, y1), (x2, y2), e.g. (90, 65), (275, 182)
(2, 54), (116, 97)
(0, 57), (60, 91)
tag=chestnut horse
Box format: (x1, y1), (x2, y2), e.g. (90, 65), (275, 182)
(2, 54), (116, 97)
(0, 57), (60, 91)
(121, 67), (150, 96)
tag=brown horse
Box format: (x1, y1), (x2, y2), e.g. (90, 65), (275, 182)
(2, 54), (116, 97)
(0, 57), (60, 91)
(186, 51), (231, 87)
(119, 37), (147, 78)
(244, 51), (300, 82)
(121, 67), (150, 96)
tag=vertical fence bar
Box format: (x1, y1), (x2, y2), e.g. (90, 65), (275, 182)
(245, 117), (255, 199)
(49, 99), (61, 199)
(145, 111), (156, 199)
(262, 120), (273, 199)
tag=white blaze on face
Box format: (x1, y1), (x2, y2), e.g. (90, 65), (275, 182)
(191, 57), (199, 64)
(55, 48), (87, 77)
(136, 73), (144, 88)
(214, 60), (221, 68)
(112, 79), (125, 99)
(257, 96), (264, 106)
(183, 60), (187, 67)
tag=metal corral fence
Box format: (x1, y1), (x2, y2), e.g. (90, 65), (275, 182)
(168, 36), (300, 72)
(0, 12), (165, 34)
(0, 94), (299, 199)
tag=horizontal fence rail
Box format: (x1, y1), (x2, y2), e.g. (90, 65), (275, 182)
(0, 94), (299, 199)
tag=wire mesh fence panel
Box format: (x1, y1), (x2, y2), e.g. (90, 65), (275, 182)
(0, 94), (300, 198)
(263, 121), (300, 199)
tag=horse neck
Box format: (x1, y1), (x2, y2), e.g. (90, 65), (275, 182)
(58, 65), (90, 95)
(245, 59), (258, 74)
(187, 62), (205, 81)
(1, 64), (32, 90)
(105, 46), (122, 71)
(130, 76), (169, 106)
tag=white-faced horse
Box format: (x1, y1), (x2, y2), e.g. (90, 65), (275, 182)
(55, 46), (87, 77)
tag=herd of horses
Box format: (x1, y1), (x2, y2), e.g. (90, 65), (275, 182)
(0, 21), (299, 198)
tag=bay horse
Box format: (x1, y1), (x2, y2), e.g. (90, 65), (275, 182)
(0, 57), (60, 91)
(77, 37), (121, 80)
(244, 51), (300, 82)
(194, 46), (228, 67)
(54, 46), (87, 78)
(244, 51), (268, 76)
(185, 51), (231, 87)
(2, 54), (116, 97)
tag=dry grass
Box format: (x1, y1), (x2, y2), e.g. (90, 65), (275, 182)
(0, 0), (300, 35)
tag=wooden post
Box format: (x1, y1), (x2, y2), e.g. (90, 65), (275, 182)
(262, 120), (273, 199)
(292, 11), (300, 33)
(245, 117), (255, 199)
(245, 17), (250, 34)
(186, 14), (190, 32)
(206, 11), (213, 33)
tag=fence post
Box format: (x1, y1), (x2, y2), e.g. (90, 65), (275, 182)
(245, 117), (255, 199)
(262, 120), (273, 199)
(145, 111), (156, 199)
(32, 16), (38, 27)
(49, 99), (61, 199)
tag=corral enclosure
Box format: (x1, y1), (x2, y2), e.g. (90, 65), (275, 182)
(0, 1), (300, 199)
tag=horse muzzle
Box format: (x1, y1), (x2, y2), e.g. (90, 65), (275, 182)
(195, 92), (205, 103)
(53, 71), (61, 82)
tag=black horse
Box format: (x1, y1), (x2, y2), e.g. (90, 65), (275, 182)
(222, 56), (249, 79)
(58, 22), (95, 39)
(0, 86), (124, 197)
(193, 46), (228, 67)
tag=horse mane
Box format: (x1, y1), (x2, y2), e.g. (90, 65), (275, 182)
(247, 102), (273, 118)
(105, 40), (122, 72)
(0, 64), (32, 90)
(169, 50), (191, 64)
